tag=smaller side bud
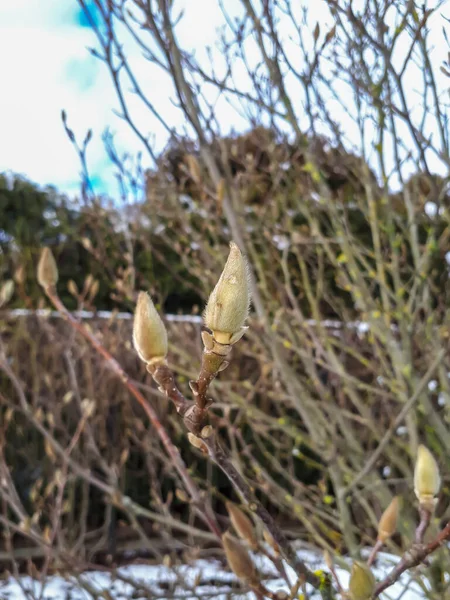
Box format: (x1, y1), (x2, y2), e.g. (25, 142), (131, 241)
(377, 496), (399, 543)
(133, 292), (168, 364)
(414, 445), (441, 509)
(37, 248), (59, 289)
(187, 432), (207, 452)
(222, 531), (258, 585)
(263, 528), (280, 554)
(348, 561), (376, 600)
(226, 502), (258, 549)
(204, 242), (250, 344)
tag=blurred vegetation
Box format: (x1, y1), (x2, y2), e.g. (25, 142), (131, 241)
(0, 173), (203, 313)
(1, 128), (449, 570)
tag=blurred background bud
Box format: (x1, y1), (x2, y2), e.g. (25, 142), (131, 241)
(37, 247), (58, 289)
(0, 280), (14, 307)
(348, 561), (376, 600)
(226, 502), (258, 549)
(222, 531), (258, 584)
(414, 445), (441, 507)
(377, 496), (399, 543)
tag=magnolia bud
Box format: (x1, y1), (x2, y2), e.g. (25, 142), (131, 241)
(226, 502), (258, 549)
(133, 292), (168, 364)
(263, 528), (280, 554)
(14, 265), (25, 285)
(37, 248), (59, 289)
(187, 432), (207, 452)
(414, 445), (441, 508)
(222, 531), (258, 584)
(204, 243), (250, 344)
(0, 280), (14, 307)
(377, 496), (399, 543)
(348, 561), (376, 600)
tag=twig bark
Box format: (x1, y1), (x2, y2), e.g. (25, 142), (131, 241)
(373, 520), (450, 598)
(42, 286), (221, 539)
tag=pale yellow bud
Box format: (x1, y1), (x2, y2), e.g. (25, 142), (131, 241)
(226, 502), (258, 549)
(203, 242), (250, 342)
(414, 445), (441, 506)
(14, 265), (25, 285)
(67, 280), (79, 296)
(222, 531), (258, 584)
(377, 496), (399, 543)
(133, 292), (168, 363)
(0, 280), (14, 307)
(348, 561), (376, 600)
(187, 432), (207, 452)
(37, 248), (59, 289)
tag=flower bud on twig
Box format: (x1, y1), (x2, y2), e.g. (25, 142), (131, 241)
(263, 528), (280, 554)
(348, 561), (376, 600)
(222, 531), (258, 584)
(204, 243), (250, 344)
(187, 432), (207, 452)
(133, 292), (168, 364)
(0, 280), (14, 307)
(226, 502), (258, 549)
(37, 248), (59, 289)
(414, 445), (441, 509)
(377, 496), (399, 543)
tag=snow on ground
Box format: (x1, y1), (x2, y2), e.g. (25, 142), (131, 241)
(0, 547), (430, 599)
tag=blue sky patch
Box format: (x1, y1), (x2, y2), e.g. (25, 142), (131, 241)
(75, 1), (101, 29)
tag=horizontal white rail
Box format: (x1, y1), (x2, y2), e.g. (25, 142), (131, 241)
(1, 309), (373, 332)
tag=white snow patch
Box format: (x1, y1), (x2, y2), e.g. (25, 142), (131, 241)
(428, 380), (438, 392)
(0, 549), (430, 599)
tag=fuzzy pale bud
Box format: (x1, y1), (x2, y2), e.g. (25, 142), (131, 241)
(377, 496), (399, 543)
(226, 502), (258, 549)
(414, 445), (440, 508)
(37, 248), (59, 289)
(133, 292), (168, 364)
(348, 561), (376, 600)
(204, 243), (250, 344)
(222, 531), (258, 584)
(0, 280), (14, 307)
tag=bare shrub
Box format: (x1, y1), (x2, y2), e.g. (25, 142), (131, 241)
(1, 0), (450, 598)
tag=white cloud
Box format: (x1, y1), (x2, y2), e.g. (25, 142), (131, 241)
(0, 3), (113, 193)
(1, 0), (449, 198)
(0, 1), (246, 197)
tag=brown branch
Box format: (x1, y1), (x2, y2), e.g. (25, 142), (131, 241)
(373, 520), (450, 598)
(203, 432), (324, 591)
(367, 539), (383, 568)
(149, 333), (329, 595)
(42, 286), (221, 539)
(415, 507), (432, 546)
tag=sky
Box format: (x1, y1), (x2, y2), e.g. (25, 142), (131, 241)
(0, 0), (334, 200)
(0, 1), (449, 201)
(0, 0), (230, 198)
